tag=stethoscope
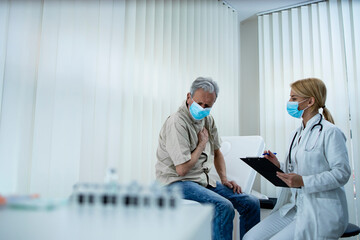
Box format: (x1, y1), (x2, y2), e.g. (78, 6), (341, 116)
(287, 114), (323, 172)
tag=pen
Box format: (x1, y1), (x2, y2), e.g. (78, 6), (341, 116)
(262, 152), (277, 156)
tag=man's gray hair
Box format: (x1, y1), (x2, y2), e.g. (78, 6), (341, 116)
(190, 77), (219, 98)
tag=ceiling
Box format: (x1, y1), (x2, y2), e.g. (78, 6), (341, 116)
(225, 0), (312, 22)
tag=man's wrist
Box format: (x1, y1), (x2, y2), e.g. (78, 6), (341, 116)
(220, 177), (228, 183)
(198, 142), (206, 151)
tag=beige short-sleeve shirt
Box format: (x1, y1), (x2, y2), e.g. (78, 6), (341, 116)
(155, 101), (221, 187)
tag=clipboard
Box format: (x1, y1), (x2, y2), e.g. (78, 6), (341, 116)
(240, 157), (289, 188)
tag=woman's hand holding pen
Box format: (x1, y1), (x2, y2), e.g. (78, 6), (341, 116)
(263, 150), (280, 168)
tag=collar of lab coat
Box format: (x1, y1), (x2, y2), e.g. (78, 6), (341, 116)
(301, 113), (321, 132)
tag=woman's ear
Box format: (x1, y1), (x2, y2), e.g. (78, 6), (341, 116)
(309, 97), (316, 106)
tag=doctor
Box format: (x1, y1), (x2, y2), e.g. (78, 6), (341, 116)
(244, 78), (351, 240)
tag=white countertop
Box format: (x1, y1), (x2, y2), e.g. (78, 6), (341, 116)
(0, 203), (214, 240)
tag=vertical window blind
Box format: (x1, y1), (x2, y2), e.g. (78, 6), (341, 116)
(0, 0), (240, 198)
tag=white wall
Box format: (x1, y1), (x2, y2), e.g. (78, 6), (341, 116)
(239, 16), (259, 136)
(239, 16), (261, 192)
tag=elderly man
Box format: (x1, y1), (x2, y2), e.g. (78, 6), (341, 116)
(155, 77), (260, 240)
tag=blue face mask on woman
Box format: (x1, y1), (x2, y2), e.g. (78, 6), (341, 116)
(189, 100), (211, 120)
(286, 99), (308, 118)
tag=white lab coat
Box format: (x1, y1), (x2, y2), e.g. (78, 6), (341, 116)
(273, 114), (351, 240)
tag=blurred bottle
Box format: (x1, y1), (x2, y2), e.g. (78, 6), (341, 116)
(104, 168), (119, 186)
(104, 168), (119, 206)
(150, 182), (168, 210)
(168, 184), (183, 210)
(88, 183), (100, 206)
(124, 181), (141, 208)
(78, 183), (89, 205)
(140, 184), (154, 209)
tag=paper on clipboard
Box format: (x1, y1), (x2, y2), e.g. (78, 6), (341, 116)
(240, 157), (289, 188)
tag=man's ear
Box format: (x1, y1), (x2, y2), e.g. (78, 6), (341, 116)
(186, 92), (192, 102)
(186, 92), (191, 106)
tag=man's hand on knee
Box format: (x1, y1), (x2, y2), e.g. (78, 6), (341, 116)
(222, 180), (242, 194)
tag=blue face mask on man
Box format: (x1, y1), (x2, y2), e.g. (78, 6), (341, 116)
(286, 99), (308, 119)
(189, 100), (211, 120)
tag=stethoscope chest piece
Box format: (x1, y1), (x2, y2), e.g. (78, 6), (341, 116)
(288, 163), (294, 173)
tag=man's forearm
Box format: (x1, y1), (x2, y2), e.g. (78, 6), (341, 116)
(214, 150), (227, 182)
(175, 143), (205, 176)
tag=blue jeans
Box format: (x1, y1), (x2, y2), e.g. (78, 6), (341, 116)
(169, 181), (260, 240)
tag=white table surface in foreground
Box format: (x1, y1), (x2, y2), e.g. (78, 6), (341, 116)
(0, 204), (214, 240)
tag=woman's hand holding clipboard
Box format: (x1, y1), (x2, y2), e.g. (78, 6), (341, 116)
(241, 150), (303, 188)
(263, 150), (304, 188)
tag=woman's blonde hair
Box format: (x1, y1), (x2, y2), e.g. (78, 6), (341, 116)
(290, 78), (334, 124)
